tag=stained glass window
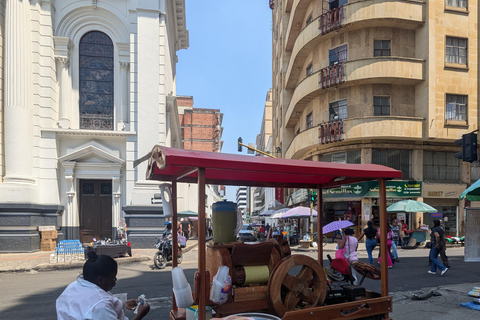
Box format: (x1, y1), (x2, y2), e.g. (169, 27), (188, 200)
(79, 31), (114, 130)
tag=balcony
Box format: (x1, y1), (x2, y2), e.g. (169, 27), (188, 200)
(285, 0), (425, 89)
(285, 0), (312, 51)
(319, 63), (345, 89)
(319, 120), (344, 144)
(285, 57), (424, 126)
(319, 6), (343, 35)
(343, 116), (424, 141)
(285, 116), (424, 159)
(344, 57), (424, 85)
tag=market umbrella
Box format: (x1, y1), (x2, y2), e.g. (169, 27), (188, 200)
(459, 179), (480, 201)
(270, 208), (289, 219)
(322, 220), (354, 234)
(386, 200), (437, 213)
(259, 209), (276, 217)
(282, 206), (317, 218)
(177, 210), (198, 216)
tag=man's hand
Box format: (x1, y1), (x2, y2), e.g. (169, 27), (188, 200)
(126, 299), (138, 310)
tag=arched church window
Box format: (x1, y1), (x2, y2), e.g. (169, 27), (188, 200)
(79, 31), (114, 130)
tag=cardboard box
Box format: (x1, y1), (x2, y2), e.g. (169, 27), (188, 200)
(41, 230), (57, 240)
(40, 239), (56, 251)
(38, 225), (56, 232)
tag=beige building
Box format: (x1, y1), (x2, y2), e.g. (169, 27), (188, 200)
(270, 0), (477, 236)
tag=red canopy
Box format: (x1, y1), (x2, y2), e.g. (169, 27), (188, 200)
(136, 145), (402, 187)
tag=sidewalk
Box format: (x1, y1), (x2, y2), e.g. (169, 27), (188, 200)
(0, 239), (199, 273)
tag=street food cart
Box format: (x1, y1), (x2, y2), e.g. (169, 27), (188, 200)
(135, 146), (402, 320)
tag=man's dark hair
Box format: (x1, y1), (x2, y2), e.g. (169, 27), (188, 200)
(433, 219), (441, 227)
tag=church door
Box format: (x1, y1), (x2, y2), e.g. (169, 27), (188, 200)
(79, 180), (112, 243)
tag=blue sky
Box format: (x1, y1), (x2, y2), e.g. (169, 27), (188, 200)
(177, 1), (273, 200)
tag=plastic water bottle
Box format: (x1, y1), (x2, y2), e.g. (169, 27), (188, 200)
(210, 265), (231, 304)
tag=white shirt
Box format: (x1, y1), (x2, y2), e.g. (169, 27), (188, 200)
(56, 277), (128, 320)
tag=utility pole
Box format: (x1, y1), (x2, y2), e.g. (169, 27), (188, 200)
(309, 190), (317, 241)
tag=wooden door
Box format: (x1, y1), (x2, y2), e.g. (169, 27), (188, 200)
(79, 180), (112, 243)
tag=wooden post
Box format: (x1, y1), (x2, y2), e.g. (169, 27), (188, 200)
(198, 168), (206, 320)
(317, 186), (323, 266)
(171, 181), (178, 311)
(378, 178), (389, 297)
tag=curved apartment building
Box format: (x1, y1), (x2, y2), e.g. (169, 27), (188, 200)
(270, 0), (478, 236)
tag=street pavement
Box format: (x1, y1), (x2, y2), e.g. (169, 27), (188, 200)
(1, 240), (479, 319)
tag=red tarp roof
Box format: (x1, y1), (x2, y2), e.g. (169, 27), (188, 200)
(135, 145), (402, 188)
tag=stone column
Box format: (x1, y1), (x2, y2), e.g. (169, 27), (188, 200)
(54, 37), (74, 129)
(112, 175), (122, 239)
(63, 162), (77, 239)
(3, 0), (34, 184)
(118, 62), (130, 130)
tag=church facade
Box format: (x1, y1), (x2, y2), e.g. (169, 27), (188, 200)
(0, 0), (189, 252)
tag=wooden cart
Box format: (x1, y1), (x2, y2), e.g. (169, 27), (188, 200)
(135, 146), (401, 320)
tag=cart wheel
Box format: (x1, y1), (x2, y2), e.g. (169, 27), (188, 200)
(351, 261), (381, 281)
(268, 255), (327, 317)
(154, 252), (167, 269)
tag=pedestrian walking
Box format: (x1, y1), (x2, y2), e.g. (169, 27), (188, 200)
(428, 219), (449, 276)
(331, 218), (344, 243)
(376, 224), (394, 269)
(357, 221), (377, 265)
(338, 228), (360, 284)
(439, 219), (450, 268)
(391, 220), (400, 262)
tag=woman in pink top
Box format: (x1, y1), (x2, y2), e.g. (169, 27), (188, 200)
(338, 228), (359, 284)
(376, 224), (394, 268)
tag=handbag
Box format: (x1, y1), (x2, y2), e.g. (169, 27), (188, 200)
(335, 236), (350, 260)
(344, 236), (350, 260)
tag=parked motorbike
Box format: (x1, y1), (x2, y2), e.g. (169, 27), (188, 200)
(154, 235), (183, 269)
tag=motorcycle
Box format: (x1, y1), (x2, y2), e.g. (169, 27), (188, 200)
(154, 234), (183, 269)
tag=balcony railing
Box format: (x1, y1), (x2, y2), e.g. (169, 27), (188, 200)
(319, 63), (345, 89)
(319, 6), (344, 35)
(319, 120), (344, 144)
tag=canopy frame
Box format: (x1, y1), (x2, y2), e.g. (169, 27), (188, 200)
(136, 145), (401, 320)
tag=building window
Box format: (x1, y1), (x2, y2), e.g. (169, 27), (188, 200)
(446, 0), (467, 8)
(423, 151), (460, 182)
(306, 112), (313, 129)
(306, 63), (313, 76)
(79, 31), (114, 130)
(321, 150), (361, 164)
(446, 37), (467, 65)
(329, 44), (348, 65)
(329, 99), (347, 121)
(306, 14), (313, 25)
(374, 96), (390, 116)
(372, 149), (412, 179)
(329, 0), (349, 10)
(446, 94), (467, 121)
(374, 40), (391, 57)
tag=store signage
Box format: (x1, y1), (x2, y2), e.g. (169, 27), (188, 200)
(431, 213), (443, 218)
(323, 180), (422, 199)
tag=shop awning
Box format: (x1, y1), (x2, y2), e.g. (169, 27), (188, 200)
(135, 145), (402, 188)
(459, 179), (480, 201)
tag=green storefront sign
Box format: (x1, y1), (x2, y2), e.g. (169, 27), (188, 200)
(323, 180), (422, 199)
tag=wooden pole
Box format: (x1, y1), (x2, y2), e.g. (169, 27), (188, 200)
(317, 186), (323, 266)
(378, 178), (389, 297)
(198, 168), (206, 320)
(172, 181), (178, 268)
(171, 181), (178, 311)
